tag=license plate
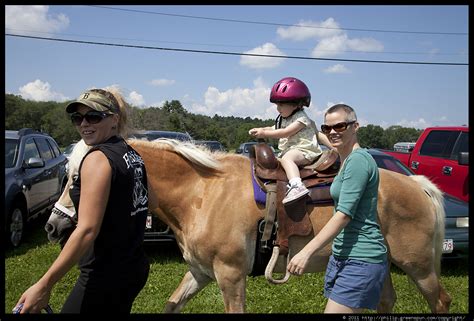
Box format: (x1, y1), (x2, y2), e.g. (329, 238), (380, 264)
(442, 239), (453, 253)
(146, 215), (152, 229)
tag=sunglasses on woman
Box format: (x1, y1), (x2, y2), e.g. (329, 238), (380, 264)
(70, 111), (112, 126)
(320, 120), (356, 135)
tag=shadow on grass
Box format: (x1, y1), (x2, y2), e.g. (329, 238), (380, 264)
(143, 241), (185, 264)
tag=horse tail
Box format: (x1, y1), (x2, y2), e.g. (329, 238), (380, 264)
(409, 175), (445, 276)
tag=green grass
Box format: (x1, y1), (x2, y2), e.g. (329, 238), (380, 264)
(5, 218), (469, 314)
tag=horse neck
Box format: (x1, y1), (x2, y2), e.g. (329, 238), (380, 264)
(130, 141), (205, 230)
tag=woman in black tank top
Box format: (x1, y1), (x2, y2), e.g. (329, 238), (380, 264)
(14, 88), (149, 314)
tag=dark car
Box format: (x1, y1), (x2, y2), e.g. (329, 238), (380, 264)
(62, 142), (77, 160)
(195, 140), (226, 152)
(5, 128), (68, 247)
(368, 148), (468, 260)
(236, 142), (275, 157)
(62, 142), (77, 175)
(129, 130), (192, 142)
(128, 130), (193, 242)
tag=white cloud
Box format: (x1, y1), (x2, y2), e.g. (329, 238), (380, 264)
(324, 64), (350, 74)
(5, 5), (69, 35)
(277, 18), (343, 41)
(312, 34), (383, 57)
(311, 34), (348, 57)
(19, 79), (68, 102)
(103, 84), (146, 107)
(128, 91), (146, 107)
(240, 43), (285, 70)
(346, 37), (384, 52)
(277, 17), (385, 58)
(149, 79), (176, 86)
(397, 118), (431, 129)
(189, 77), (274, 119)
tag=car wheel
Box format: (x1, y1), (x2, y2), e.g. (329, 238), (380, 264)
(9, 206), (25, 247)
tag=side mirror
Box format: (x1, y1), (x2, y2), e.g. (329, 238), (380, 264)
(236, 148), (243, 154)
(23, 157), (45, 168)
(458, 152), (469, 165)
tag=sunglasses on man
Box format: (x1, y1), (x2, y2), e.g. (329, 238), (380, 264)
(70, 111), (112, 126)
(320, 120), (356, 135)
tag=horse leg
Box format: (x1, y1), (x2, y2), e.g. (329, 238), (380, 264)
(403, 267), (451, 313)
(163, 270), (212, 313)
(214, 263), (248, 313)
(377, 265), (397, 313)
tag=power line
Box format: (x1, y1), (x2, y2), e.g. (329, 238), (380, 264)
(88, 5), (468, 36)
(6, 34), (468, 66)
(5, 28), (468, 56)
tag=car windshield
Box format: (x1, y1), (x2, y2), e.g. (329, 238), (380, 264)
(137, 132), (191, 141)
(63, 144), (76, 155)
(244, 143), (256, 152)
(5, 139), (20, 168)
(372, 154), (414, 176)
(200, 142), (223, 151)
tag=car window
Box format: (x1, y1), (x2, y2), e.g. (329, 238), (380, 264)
(372, 155), (414, 176)
(244, 143), (255, 152)
(450, 131), (468, 161)
(63, 144), (76, 155)
(23, 138), (41, 161)
(419, 130), (459, 159)
(35, 137), (54, 161)
(5, 139), (19, 168)
(140, 131), (191, 142)
(48, 138), (61, 157)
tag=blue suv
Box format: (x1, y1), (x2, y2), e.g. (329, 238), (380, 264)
(5, 128), (68, 247)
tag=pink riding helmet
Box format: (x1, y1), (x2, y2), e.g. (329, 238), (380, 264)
(269, 77), (311, 107)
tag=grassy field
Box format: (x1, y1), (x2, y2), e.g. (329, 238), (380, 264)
(5, 216), (469, 314)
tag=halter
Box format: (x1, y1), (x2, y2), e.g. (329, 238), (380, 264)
(52, 203), (78, 225)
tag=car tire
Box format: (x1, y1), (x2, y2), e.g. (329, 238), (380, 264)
(8, 204), (25, 247)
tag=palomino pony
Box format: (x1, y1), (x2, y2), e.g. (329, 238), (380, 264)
(45, 138), (451, 313)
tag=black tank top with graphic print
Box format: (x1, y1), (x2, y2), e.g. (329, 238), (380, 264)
(70, 136), (149, 278)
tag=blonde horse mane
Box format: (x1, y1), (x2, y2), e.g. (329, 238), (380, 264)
(409, 175), (445, 277)
(68, 139), (92, 178)
(128, 138), (222, 171)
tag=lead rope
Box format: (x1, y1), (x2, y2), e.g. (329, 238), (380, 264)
(13, 303), (54, 314)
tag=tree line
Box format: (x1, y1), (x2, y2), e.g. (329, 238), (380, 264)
(5, 93), (422, 150)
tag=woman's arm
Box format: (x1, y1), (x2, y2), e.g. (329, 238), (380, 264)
(250, 121), (305, 139)
(15, 151), (112, 313)
(287, 211), (351, 274)
(316, 131), (335, 150)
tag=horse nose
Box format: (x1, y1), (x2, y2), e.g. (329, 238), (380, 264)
(45, 222), (57, 236)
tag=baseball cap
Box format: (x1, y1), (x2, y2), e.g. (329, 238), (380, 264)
(66, 89), (119, 114)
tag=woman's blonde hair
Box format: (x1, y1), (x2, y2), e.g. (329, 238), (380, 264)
(103, 87), (131, 138)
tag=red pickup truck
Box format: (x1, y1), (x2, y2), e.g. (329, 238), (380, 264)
(380, 126), (469, 202)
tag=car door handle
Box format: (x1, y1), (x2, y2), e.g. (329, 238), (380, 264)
(410, 161), (419, 170)
(442, 166), (452, 176)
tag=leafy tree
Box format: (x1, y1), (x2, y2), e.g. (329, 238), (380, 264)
(358, 124), (385, 148)
(383, 125), (422, 150)
(5, 94), (424, 151)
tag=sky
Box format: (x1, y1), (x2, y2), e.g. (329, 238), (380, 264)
(5, 5), (469, 130)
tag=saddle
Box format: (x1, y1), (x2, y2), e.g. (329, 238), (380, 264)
(250, 142), (339, 256)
